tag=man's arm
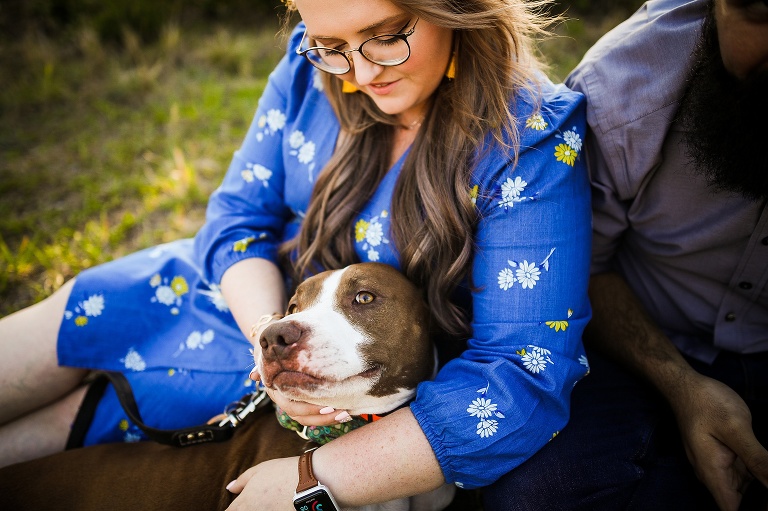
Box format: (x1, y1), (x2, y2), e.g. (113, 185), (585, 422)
(586, 271), (768, 511)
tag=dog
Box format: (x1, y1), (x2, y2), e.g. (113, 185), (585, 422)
(0, 263), (455, 511)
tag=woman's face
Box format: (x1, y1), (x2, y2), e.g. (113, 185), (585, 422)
(295, 0), (453, 125)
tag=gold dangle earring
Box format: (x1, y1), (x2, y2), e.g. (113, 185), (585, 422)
(445, 54), (456, 80)
(342, 81), (359, 93)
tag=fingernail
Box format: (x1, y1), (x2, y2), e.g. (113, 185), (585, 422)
(319, 407), (335, 415)
(334, 411), (351, 422)
(226, 480), (236, 492)
(249, 369), (259, 381)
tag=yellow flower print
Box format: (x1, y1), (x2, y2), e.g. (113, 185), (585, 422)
(355, 219), (369, 242)
(380, 210), (388, 218)
(525, 113), (548, 131)
(546, 320), (569, 332)
(545, 308), (573, 332)
(469, 184), (479, 205)
(170, 276), (189, 297)
(516, 348), (527, 356)
(555, 144), (577, 166)
(233, 236), (255, 253)
(258, 115), (267, 128)
(74, 316), (88, 327)
(168, 368), (176, 376)
(150, 273), (162, 287)
(119, 419), (129, 432)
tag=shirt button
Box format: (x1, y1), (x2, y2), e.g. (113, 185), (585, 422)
(739, 281), (753, 290)
(725, 312), (736, 322)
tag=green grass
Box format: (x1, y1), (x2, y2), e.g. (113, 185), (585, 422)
(0, 21), (284, 315)
(0, 8), (635, 317)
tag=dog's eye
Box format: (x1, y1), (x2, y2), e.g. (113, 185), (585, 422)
(355, 292), (375, 304)
(286, 303), (297, 315)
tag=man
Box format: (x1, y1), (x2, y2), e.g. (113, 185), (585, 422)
(483, 0), (768, 509)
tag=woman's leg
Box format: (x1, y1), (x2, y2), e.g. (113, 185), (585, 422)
(0, 279), (89, 462)
(0, 385), (88, 468)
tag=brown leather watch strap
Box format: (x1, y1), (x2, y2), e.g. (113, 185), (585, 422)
(296, 448), (319, 493)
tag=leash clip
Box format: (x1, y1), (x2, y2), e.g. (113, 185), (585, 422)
(218, 388), (270, 428)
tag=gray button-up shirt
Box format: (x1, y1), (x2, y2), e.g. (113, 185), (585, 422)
(566, 0), (768, 363)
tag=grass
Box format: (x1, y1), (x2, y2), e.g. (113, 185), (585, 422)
(0, 7), (638, 318)
(0, 21), (284, 315)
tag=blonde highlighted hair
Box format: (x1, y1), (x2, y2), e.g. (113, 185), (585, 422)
(279, 0), (556, 339)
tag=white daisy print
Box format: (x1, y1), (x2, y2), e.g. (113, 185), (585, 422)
(468, 384), (506, 439)
(82, 294), (105, 317)
(497, 248), (555, 291)
(155, 286), (177, 306)
(297, 141), (315, 164)
(515, 261), (541, 289)
(124, 432), (142, 443)
(519, 345), (554, 374)
(150, 274), (189, 312)
(198, 283), (229, 312)
(477, 419), (499, 438)
(241, 162), (272, 187)
(525, 113), (548, 131)
(498, 176), (535, 210)
(122, 348), (147, 371)
(186, 329), (214, 350)
(563, 129), (582, 152)
(254, 108), (287, 141)
(289, 130), (305, 149)
(467, 397), (498, 419)
(498, 267), (516, 291)
(266, 109), (286, 132)
(502, 176), (527, 199)
(288, 130), (317, 179)
(365, 221), (384, 247)
(354, 211), (391, 262)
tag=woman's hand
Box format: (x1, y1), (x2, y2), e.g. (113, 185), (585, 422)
(261, 384), (351, 426)
(225, 457), (299, 511)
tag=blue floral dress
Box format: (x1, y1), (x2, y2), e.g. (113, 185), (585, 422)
(58, 24), (592, 489)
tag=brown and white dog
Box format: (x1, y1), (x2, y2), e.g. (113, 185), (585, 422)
(0, 263), (454, 511)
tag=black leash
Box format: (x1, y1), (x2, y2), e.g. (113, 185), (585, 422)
(66, 371), (270, 449)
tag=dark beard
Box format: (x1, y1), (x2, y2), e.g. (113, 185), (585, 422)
(676, 4), (768, 202)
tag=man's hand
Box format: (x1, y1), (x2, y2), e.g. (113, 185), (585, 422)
(671, 373), (768, 511)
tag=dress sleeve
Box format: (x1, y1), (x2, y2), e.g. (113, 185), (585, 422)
(410, 87), (592, 489)
(193, 29), (303, 285)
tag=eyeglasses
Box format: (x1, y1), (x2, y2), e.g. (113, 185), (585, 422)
(296, 18), (419, 75)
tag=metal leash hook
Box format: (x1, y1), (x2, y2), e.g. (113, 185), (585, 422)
(218, 387), (271, 428)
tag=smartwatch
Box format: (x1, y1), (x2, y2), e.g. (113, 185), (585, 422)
(293, 447), (341, 511)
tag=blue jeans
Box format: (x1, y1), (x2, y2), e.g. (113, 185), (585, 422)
(483, 348), (768, 511)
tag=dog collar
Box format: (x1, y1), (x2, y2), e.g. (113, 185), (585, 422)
(275, 407), (388, 445)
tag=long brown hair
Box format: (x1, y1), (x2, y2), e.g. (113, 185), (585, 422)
(279, 0), (554, 338)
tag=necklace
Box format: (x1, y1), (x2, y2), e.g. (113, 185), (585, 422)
(399, 116), (424, 130)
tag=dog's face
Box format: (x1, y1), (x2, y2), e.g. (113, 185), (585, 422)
(252, 263), (434, 416)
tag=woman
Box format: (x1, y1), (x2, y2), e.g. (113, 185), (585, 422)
(0, 0), (592, 508)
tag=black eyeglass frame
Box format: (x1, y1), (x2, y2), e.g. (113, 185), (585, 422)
(295, 18), (420, 75)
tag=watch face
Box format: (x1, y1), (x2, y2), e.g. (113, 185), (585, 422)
(293, 489), (339, 511)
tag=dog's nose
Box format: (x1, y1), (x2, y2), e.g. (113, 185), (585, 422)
(260, 321), (302, 358)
